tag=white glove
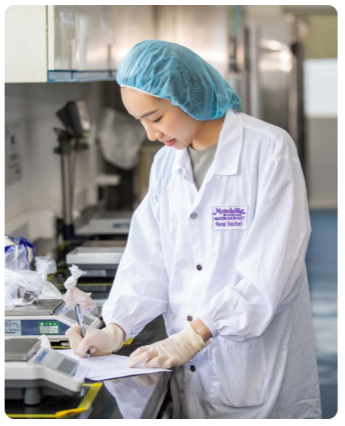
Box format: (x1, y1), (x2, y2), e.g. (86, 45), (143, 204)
(127, 324), (210, 369)
(66, 323), (124, 357)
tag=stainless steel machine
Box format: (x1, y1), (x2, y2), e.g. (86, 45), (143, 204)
(229, 6), (307, 170)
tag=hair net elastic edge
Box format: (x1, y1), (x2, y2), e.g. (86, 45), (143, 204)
(120, 84), (223, 122)
(120, 84), (163, 100)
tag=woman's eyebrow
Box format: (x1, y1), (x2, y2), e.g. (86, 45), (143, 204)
(137, 109), (159, 119)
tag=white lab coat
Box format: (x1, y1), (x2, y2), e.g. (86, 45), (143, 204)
(102, 109), (322, 419)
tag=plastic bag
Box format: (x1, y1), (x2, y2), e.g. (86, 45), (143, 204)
(39, 335), (51, 349)
(63, 265), (98, 316)
(35, 256), (57, 281)
(5, 245), (31, 271)
(6, 269), (44, 306)
(98, 108), (146, 170)
(40, 281), (65, 300)
(34, 256), (62, 299)
(5, 257), (63, 307)
(5, 269), (28, 307)
(5, 235), (35, 270)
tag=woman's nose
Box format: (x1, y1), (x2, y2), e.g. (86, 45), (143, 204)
(143, 122), (162, 141)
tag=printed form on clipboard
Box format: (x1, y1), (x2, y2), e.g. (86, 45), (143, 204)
(57, 350), (171, 381)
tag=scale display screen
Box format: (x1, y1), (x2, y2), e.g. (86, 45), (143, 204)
(57, 358), (78, 376)
(63, 309), (94, 326)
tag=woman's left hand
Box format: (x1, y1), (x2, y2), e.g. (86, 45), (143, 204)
(127, 323), (210, 369)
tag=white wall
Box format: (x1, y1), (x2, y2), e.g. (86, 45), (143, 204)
(5, 82), (105, 241)
(304, 59), (337, 208)
(304, 59), (337, 118)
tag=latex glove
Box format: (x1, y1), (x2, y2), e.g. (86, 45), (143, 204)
(127, 324), (209, 369)
(66, 323), (124, 357)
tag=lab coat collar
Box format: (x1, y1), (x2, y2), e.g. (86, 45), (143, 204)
(171, 109), (243, 176)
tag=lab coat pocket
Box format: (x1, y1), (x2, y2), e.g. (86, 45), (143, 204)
(209, 336), (269, 408)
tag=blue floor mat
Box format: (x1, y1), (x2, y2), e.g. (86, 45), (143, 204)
(306, 210), (338, 419)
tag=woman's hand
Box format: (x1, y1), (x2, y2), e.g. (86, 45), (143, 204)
(190, 318), (212, 342)
(127, 323), (210, 369)
(66, 323), (125, 357)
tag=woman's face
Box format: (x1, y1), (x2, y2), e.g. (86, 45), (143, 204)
(121, 87), (203, 150)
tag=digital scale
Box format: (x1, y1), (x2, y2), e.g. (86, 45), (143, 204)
(66, 240), (126, 279)
(5, 299), (102, 341)
(76, 211), (132, 236)
(5, 338), (88, 405)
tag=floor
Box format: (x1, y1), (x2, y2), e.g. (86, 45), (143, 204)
(306, 210), (338, 419)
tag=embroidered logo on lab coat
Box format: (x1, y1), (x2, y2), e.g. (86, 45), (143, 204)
(212, 205), (248, 230)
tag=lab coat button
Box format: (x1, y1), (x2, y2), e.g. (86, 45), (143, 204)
(190, 365), (196, 372)
(196, 264), (202, 271)
(187, 315), (193, 322)
(190, 212), (198, 219)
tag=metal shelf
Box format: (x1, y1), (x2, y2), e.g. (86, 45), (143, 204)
(47, 70), (117, 83)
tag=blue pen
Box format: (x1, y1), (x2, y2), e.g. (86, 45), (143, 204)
(75, 303), (92, 360)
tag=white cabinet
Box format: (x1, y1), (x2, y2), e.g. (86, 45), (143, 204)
(5, 5), (155, 83)
(52, 5), (155, 71)
(5, 5), (228, 83)
(49, 5), (111, 71)
(5, 5), (47, 83)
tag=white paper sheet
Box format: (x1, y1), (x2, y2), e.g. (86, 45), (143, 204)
(57, 350), (171, 381)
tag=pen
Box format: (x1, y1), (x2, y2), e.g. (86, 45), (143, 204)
(74, 303), (92, 360)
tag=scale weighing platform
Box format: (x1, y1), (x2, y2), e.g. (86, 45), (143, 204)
(66, 240), (126, 279)
(5, 338), (89, 405)
(5, 299), (102, 341)
(5, 316), (173, 419)
(76, 211), (132, 236)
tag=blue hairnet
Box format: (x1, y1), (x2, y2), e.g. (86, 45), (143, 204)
(116, 40), (242, 121)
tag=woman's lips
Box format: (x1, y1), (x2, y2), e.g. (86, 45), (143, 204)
(164, 138), (176, 147)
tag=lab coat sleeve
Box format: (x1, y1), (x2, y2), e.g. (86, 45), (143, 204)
(199, 147), (312, 341)
(102, 159), (169, 340)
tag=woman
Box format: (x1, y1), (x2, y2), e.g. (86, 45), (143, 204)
(67, 40), (322, 419)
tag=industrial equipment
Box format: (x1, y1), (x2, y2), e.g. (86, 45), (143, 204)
(5, 338), (88, 405)
(5, 299), (102, 341)
(66, 240), (126, 278)
(54, 100), (90, 240)
(76, 211), (132, 236)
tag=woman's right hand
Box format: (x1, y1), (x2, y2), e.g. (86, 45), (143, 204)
(66, 323), (125, 357)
